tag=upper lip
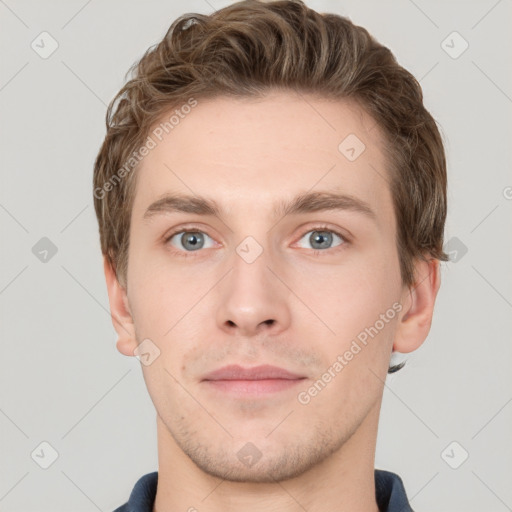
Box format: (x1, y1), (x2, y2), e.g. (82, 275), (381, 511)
(202, 364), (305, 381)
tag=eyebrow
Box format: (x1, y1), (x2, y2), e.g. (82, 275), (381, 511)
(143, 191), (377, 222)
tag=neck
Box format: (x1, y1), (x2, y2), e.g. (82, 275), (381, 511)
(153, 400), (382, 512)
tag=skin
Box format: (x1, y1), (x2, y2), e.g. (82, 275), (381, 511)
(104, 91), (441, 512)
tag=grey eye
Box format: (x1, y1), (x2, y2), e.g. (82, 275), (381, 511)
(297, 229), (344, 251)
(169, 231), (214, 252)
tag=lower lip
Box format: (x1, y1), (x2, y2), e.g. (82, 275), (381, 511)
(203, 378), (305, 395)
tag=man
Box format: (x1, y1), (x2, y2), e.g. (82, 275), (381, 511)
(93, 1), (448, 510)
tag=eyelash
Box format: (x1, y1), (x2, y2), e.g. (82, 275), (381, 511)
(163, 224), (349, 258)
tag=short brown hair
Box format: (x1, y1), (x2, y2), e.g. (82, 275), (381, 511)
(93, 0), (449, 362)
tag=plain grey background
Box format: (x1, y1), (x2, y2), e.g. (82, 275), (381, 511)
(0, 0), (511, 511)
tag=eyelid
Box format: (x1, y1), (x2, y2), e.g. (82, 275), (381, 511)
(163, 223), (217, 241)
(293, 222), (352, 244)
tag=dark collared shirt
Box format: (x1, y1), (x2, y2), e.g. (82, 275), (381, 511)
(113, 469), (413, 511)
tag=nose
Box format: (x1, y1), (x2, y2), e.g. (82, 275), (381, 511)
(215, 244), (291, 338)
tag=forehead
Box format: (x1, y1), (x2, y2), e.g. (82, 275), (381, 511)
(132, 92), (393, 224)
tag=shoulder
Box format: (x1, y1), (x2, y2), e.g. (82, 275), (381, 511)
(375, 469), (414, 512)
(112, 471), (158, 512)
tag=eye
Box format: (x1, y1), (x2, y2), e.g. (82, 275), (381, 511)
(165, 230), (216, 254)
(163, 225), (348, 258)
(295, 227), (346, 252)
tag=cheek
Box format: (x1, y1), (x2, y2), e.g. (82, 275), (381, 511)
(296, 254), (401, 376)
(298, 247), (400, 328)
(127, 246), (206, 334)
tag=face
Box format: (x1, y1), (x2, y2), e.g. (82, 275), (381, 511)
(114, 92), (417, 483)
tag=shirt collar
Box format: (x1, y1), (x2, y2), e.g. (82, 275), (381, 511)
(114, 469), (413, 512)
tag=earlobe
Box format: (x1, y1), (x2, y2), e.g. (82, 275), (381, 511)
(103, 256), (138, 357)
(393, 258), (441, 354)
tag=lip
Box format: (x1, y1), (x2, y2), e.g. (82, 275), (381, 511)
(202, 364), (305, 381)
(202, 364), (306, 396)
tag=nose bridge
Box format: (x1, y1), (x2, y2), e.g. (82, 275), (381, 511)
(235, 233), (267, 268)
(226, 207), (275, 279)
(229, 231), (274, 299)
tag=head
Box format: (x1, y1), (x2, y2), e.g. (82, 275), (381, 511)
(94, 0), (447, 483)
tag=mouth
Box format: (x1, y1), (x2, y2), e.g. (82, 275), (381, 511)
(201, 364), (307, 396)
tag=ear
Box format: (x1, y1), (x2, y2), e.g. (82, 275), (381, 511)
(393, 258), (441, 353)
(103, 256), (138, 357)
